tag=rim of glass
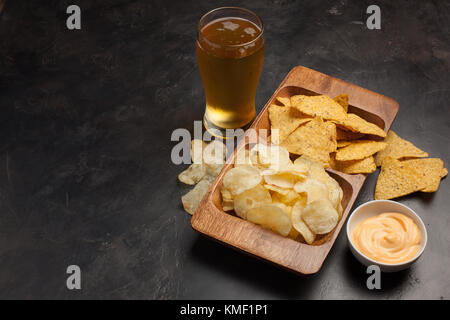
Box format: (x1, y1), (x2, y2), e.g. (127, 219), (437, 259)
(197, 7), (264, 48)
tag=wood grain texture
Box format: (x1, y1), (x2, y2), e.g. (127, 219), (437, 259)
(191, 66), (399, 275)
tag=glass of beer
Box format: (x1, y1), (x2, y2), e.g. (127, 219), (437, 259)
(196, 7), (265, 138)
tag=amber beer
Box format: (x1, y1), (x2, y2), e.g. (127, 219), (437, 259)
(196, 7), (265, 135)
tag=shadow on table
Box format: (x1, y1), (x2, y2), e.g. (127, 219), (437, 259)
(190, 234), (320, 299)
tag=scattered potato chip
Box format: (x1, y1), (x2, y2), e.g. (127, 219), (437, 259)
(178, 163), (206, 185)
(281, 117), (336, 166)
(246, 204), (292, 236)
(400, 158), (446, 192)
(291, 95), (347, 121)
(302, 199), (339, 234)
(191, 139), (207, 164)
(333, 94), (349, 112)
(336, 128), (365, 140)
(330, 154), (377, 174)
(374, 130), (428, 166)
(181, 179), (211, 215)
(335, 140), (387, 161)
(276, 96), (291, 107)
(294, 178), (329, 204)
(233, 185), (272, 219)
(222, 165), (262, 196)
(269, 105), (312, 144)
(334, 113), (386, 138)
(291, 200), (316, 244)
(375, 157), (425, 200)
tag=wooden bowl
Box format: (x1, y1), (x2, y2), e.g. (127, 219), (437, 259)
(191, 66), (399, 275)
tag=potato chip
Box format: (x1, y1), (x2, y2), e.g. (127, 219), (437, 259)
(291, 200), (316, 244)
(334, 113), (386, 138)
(291, 95), (347, 121)
(281, 117), (336, 166)
(374, 130), (428, 166)
(330, 154), (377, 174)
(250, 143), (292, 171)
(294, 178), (329, 204)
(234, 185), (272, 219)
(181, 179), (211, 214)
(302, 199), (339, 234)
(178, 164), (206, 185)
(337, 140), (352, 148)
(325, 175), (343, 209)
(234, 148), (253, 167)
(269, 105), (312, 144)
(191, 139), (207, 164)
(246, 204), (292, 236)
(276, 96), (291, 107)
(333, 94), (349, 112)
(222, 165), (262, 196)
(272, 190), (303, 207)
(336, 128), (365, 140)
(264, 184), (290, 196)
(400, 158), (446, 192)
(335, 140), (387, 161)
(264, 172), (299, 189)
(203, 139), (227, 166)
(221, 187), (233, 201)
(375, 157), (425, 200)
(222, 199), (234, 211)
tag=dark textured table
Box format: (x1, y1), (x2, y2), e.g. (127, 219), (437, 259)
(0, 0), (449, 299)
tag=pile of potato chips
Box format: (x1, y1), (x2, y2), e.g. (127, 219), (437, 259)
(178, 139), (227, 214)
(221, 144), (343, 244)
(269, 94), (446, 200)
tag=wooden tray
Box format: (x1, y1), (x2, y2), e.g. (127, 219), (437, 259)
(191, 66), (399, 275)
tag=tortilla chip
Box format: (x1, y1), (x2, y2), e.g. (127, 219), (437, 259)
(290, 95), (347, 121)
(269, 105), (312, 144)
(276, 96), (291, 106)
(336, 128), (365, 140)
(281, 117), (336, 167)
(330, 154), (376, 174)
(442, 168), (448, 178)
(337, 140), (352, 148)
(374, 130), (429, 166)
(334, 113), (386, 138)
(375, 157), (425, 200)
(335, 140), (387, 161)
(333, 94), (349, 112)
(401, 158), (446, 192)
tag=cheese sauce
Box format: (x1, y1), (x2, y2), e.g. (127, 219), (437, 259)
(351, 212), (421, 264)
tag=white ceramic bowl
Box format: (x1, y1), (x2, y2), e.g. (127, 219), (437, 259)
(346, 200), (427, 272)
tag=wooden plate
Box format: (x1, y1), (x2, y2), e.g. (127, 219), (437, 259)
(191, 66), (399, 275)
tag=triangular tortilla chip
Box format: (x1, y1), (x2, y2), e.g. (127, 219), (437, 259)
(336, 128), (365, 140)
(333, 113), (386, 138)
(375, 157), (425, 200)
(290, 95), (347, 121)
(333, 94), (349, 112)
(281, 117), (336, 167)
(335, 140), (387, 161)
(330, 154), (376, 174)
(374, 130), (429, 166)
(276, 96), (291, 106)
(400, 158), (446, 192)
(269, 105), (312, 144)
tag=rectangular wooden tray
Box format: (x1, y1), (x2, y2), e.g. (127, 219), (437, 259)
(191, 66), (399, 275)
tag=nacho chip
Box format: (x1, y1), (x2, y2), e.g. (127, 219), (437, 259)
(335, 140), (387, 161)
(276, 96), (291, 107)
(375, 157), (425, 200)
(442, 168), (448, 178)
(330, 154), (377, 174)
(374, 130), (428, 166)
(334, 113), (386, 138)
(281, 117), (336, 166)
(336, 128), (365, 140)
(401, 158), (446, 192)
(333, 94), (349, 112)
(337, 140), (352, 148)
(269, 105), (312, 144)
(291, 95), (347, 121)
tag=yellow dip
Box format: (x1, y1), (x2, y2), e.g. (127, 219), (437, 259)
(351, 212), (421, 264)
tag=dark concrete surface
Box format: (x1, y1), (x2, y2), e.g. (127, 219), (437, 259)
(0, 0), (449, 299)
